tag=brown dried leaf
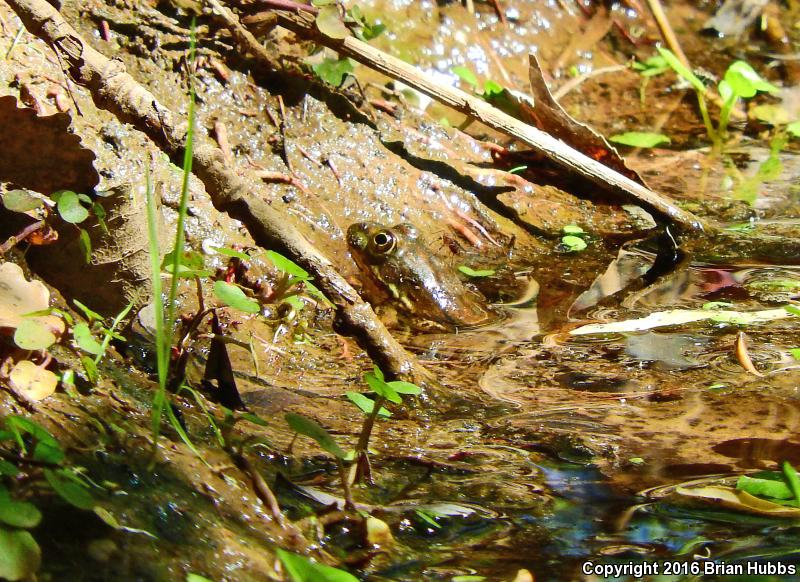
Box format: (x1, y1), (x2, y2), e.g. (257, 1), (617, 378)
(8, 360), (58, 401)
(675, 485), (800, 517)
(0, 262), (64, 335)
(735, 330), (763, 376)
(523, 54), (648, 186)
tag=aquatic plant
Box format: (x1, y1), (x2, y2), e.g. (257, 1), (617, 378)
(348, 365), (420, 484)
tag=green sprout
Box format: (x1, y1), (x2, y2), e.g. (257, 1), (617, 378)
(654, 48), (778, 151)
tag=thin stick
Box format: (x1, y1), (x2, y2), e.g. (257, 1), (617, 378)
(272, 10), (705, 232)
(644, 0), (689, 69)
(0, 219), (45, 254)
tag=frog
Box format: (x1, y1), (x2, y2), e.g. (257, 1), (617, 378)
(346, 221), (496, 330)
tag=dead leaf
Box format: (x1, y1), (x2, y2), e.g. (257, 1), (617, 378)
(8, 360), (58, 401)
(524, 54), (648, 186)
(0, 262), (64, 335)
(735, 331), (763, 376)
(675, 485), (800, 517)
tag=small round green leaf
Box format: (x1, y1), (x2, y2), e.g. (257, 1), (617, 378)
(213, 281), (260, 313)
(2, 190), (42, 213)
(562, 224), (585, 235)
(0, 487), (41, 529)
(13, 319), (56, 350)
(724, 60), (779, 99)
(316, 5), (349, 39)
(311, 58), (354, 88)
(54, 190), (89, 224)
(561, 235), (587, 252)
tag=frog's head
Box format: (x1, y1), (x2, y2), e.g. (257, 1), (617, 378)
(347, 221), (494, 330)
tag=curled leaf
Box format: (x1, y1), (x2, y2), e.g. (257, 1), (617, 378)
(734, 331), (762, 376)
(0, 263), (64, 335)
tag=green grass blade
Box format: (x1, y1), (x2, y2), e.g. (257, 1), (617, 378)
(145, 161), (167, 440)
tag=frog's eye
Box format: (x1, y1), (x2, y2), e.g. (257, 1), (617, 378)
(372, 230), (396, 254)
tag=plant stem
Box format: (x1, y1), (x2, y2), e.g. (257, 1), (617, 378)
(694, 92), (719, 152)
(348, 395), (385, 485)
(337, 459), (355, 510)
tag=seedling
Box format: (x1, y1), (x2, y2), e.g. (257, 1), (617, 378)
(451, 66), (519, 117)
(348, 366), (421, 484)
(653, 49), (778, 151)
(312, 57), (354, 87)
(145, 20), (201, 452)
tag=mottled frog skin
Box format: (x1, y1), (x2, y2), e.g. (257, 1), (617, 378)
(347, 222), (494, 330)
